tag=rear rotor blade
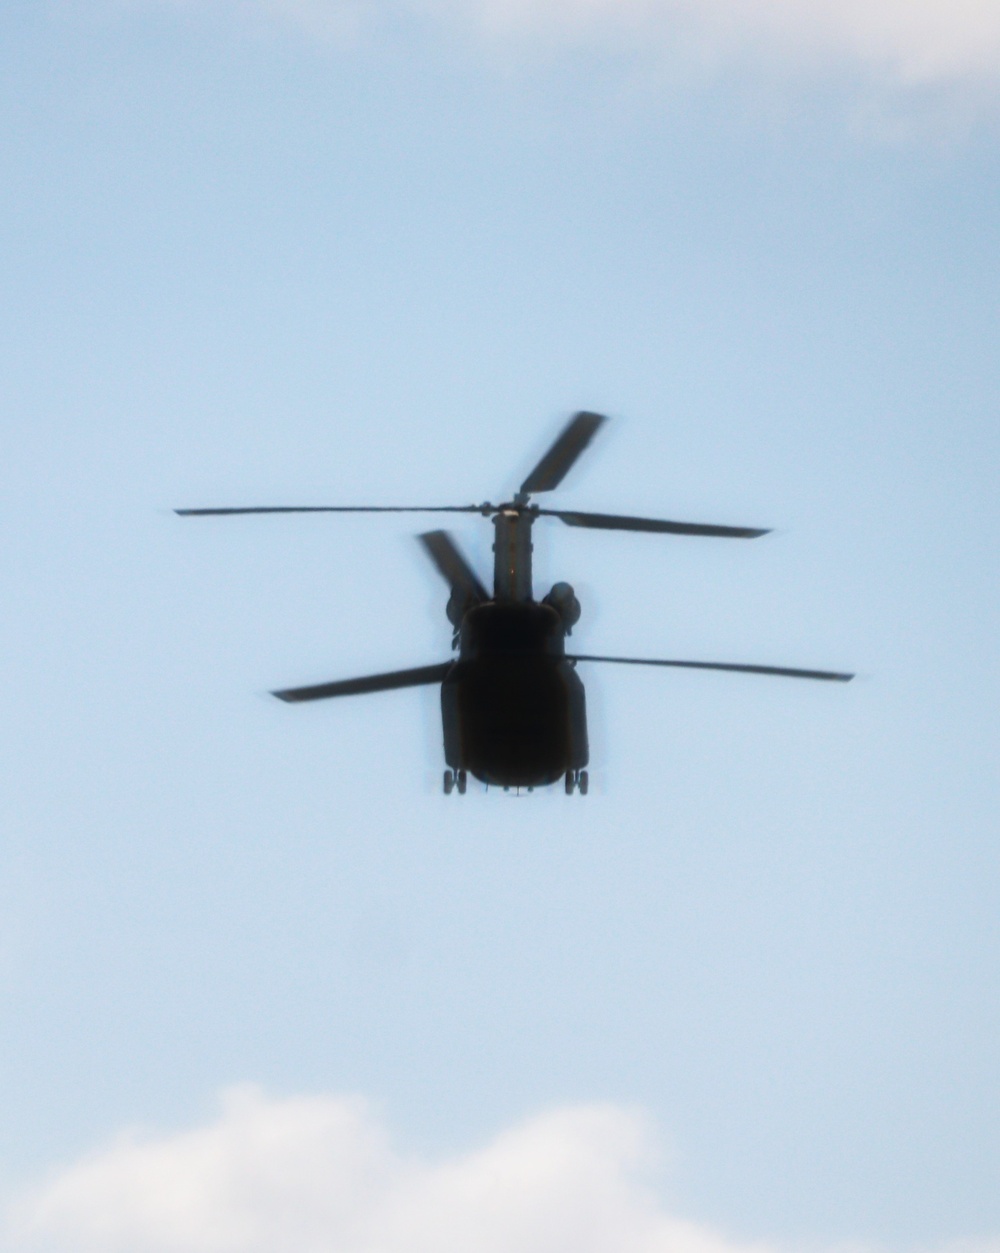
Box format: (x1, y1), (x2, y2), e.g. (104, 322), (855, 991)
(567, 655), (853, 682)
(520, 411), (607, 495)
(175, 505), (486, 517)
(540, 509), (769, 538)
(419, 530), (489, 601)
(273, 662), (452, 703)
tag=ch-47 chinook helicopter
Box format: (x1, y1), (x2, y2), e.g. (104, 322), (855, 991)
(178, 412), (852, 794)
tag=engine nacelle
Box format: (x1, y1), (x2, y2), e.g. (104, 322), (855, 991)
(542, 582), (581, 633)
(447, 586), (477, 628)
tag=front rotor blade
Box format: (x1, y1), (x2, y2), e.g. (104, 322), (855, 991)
(419, 530), (489, 601)
(540, 509), (769, 538)
(175, 505), (486, 517)
(520, 411), (607, 495)
(567, 655), (853, 682)
(273, 662), (452, 702)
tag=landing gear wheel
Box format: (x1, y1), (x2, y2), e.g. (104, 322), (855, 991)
(456, 770), (467, 795)
(565, 771), (576, 795)
(443, 770), (455, 795)
(578, 770), (589, 796)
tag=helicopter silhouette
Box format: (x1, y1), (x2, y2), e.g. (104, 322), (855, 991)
(177, 412), (852, 794)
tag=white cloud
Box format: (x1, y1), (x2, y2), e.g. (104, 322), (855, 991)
(200, 0), (1000, 92)
(438, 0), (1000, 86)
(3, 1087), (998, 1253)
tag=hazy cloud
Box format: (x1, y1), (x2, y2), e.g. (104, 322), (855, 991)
(191, 0), (1000, 91)
(445, 0), (1000, 86)
(4, 1087), (999, 1253)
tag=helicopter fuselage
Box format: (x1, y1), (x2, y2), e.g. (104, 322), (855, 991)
(441, 599), (588, 788)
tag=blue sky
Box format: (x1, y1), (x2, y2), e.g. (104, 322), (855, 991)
(1, 2), (999, 1250)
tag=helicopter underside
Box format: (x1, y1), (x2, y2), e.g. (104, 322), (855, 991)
(441, 656), (588, 788)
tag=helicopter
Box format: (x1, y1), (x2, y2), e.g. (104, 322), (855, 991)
(177, 411), (852, 795)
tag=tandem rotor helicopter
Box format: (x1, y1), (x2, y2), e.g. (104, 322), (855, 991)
(178, 412), (852, 794)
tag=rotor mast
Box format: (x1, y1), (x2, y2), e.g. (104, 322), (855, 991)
(490, 411), (605, 603)
(492, 499), (535, 601)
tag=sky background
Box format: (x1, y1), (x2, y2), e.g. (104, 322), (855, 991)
(1, 1), (999, 1249)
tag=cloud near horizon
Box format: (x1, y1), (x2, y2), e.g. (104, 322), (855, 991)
(1, 1088), (713, 1253)
(3, 1087), (999, 1253)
